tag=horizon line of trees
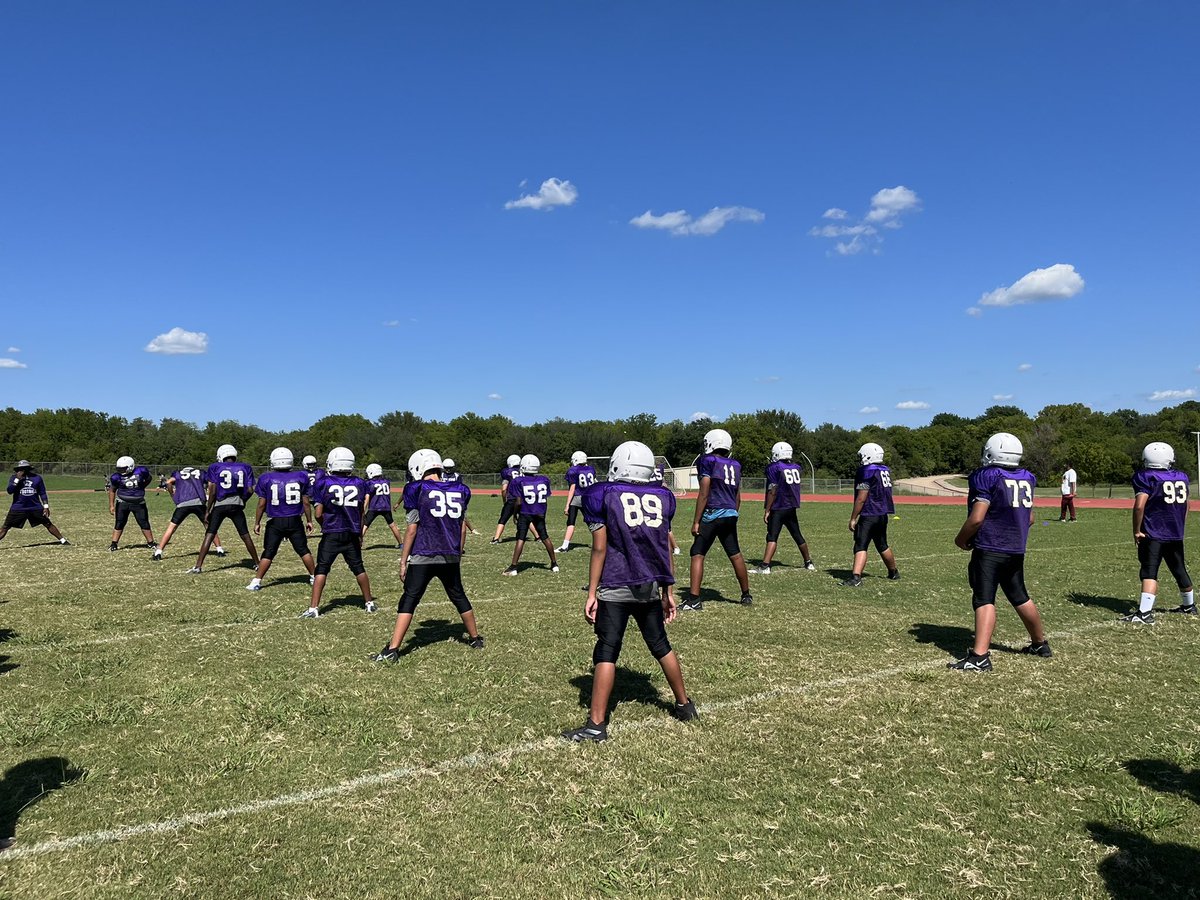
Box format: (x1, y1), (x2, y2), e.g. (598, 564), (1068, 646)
(2, 402), (1198, 484)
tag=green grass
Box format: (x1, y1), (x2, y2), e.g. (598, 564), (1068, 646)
(1, 495), (1199, 898)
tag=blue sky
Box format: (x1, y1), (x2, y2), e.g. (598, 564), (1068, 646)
(2, 2), (1197, 431)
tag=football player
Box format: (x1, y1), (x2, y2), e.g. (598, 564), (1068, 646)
(491, 454), (523, 544)
(247, 448), (315, 591)
(106, 456), (157, 552)
(502, 454), (559, 575)
(153, 465), (224, 560)
(681, 429), (752, 610)
(948, 433), (1050, 671)
(0, 461), (68, 545)
(302, 455), (324, 495)
(440, 458), (480, 536)
(300, 447), (377, 617)
(841, 443), (899, 587)
(562, 441), (696, 742)
(558, 450), (596, 552)
(373, 449), (484, 660)
(362, 463), (405, 547)
(190, 444), (259, 574)
(1121, 441), (1194, 624)
(752, 442), (815, 575)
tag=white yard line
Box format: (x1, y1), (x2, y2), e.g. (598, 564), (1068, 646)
(0, 620), (1114, 861)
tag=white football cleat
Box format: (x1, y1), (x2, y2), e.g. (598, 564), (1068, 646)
(299, 607), (319, 619)
(246, 579), (262, 592)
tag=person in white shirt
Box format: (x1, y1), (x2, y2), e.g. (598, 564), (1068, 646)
(1060, 465), (1078, 523)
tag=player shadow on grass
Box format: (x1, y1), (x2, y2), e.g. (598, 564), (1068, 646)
(824, 567), (858, 581)
(0, 541), (63, 551)
(908, 623), (1022, 657)
(392, 618), (474, 657)
(506, 561), (557, 575)
(1065, 592), (1130, 615)
(318, 594), (373, 615)
(0, 756), (87, 851)
(1123, 759), (1200, 805)
(571, 667), (674, 718)
(1087, 822), (1200, 899)
(0, 628), (16, 676)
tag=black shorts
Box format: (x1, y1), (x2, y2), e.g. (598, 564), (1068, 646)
(566, 504), (581, 527)
(968, 549), (1030, 608)
(498, 498), (519, 526)
(364, 508), (394, 528)
(207, 505), (249, 536)
(853, 515), (889, 554)
(3, 508), (49, 529)
(593, 593), (672, 666)
(1138, 539), (1191, 588)
(766, 508), (806, 545)
(690, 516), (741, 558)
(397, 561), (471, 615)
(262, 516), (311, 560)
(115, 500), (151, 531)
(170, 505), (205, 526)
(517, 514), (549, 541)
(315, 531), (365, 576)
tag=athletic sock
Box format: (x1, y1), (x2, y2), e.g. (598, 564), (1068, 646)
(1181, 589), (1195, 609)
(1139, 592), (1156, 614)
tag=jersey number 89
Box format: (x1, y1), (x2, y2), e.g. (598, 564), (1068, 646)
(620, 492), (664, 527)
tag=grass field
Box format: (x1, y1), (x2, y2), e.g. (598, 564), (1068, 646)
(1, 492), (1198, 898)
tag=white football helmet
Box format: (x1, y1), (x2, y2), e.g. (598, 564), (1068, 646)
(507, 454), (521, 467)
(981, 433), (1023, 468)
(408, 449), (442, 480)
(442, 457), (456, 470)
(302, 455), (318, 470)
(116, 455), (135, 473)
(269, 447), (294, 470)
(520, 453), (540, 475)
(217, 444), (237, 461)
(571, 451), (587, 466)
(1143, 441), (1175, 470)
(703, 429), (733, 454)
(771, 441), (793, 462)
(858, 443), (884, 466)
(327, 446), (355, 473)
(609, 441), (656, 484)
(365, 463), (383, 479)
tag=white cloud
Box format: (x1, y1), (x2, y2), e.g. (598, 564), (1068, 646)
(487, 392), (503, 400)
(1149, 388), (1196, 401)
(6, 347), (19, 353)
(993, 394), (1014, 401)
(631, 206), (764, 237)
(865, 186), (922, 223)
(872, 421), (888, 428)
(896, 400), (930, 410)
(977, 263), (1085, 308)
(811, 185), (920, 255)
(1018, 363), (1033, 372)
(859, 406), (880, 414)
(145, 327), (208, 355)
(755, 375), (781, 383)
(689, 411), (712, 422)
(966, 307), (983, 318)
(0, 358), (27, 369)
(504, 177), (578, 211)
(382, 320), (400, 327)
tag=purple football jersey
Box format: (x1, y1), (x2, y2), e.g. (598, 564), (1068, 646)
(1134, 468), (1189, 541)
(256, 470), (309, 518)
(441, 472), (461, 483)
(409, 480), (472, 556)
(855, 464), (895, 516)
(566, 465), (597, 491)
(582, 482), (677, 588)
(968, 466), (1035, 554)
(698, 454), (740, 511)
(109, 467), (152, 502)
(364, 477), (393, 511)
(8, 473), (48, 511)
(500, 465), (519, 485)
(765, 461), (803, 510)
(170, 468), (207, 507)
(306, 468), (325, 493)
(206, 461), (255, 505)
(509, 474), (551, 516)
(402, 479), (421, 511)
(314, 474), (366, 533)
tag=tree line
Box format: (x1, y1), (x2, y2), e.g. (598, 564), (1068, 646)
(2, 402), (1198, 484)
